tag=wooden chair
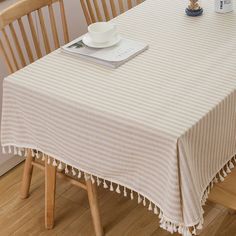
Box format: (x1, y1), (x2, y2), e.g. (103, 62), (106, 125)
(0, 1), (103, 235)
(80, 0), (145, 25)
(0, 0), (69, 74)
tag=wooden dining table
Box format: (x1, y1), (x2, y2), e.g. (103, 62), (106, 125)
(1, 0), (236, 235)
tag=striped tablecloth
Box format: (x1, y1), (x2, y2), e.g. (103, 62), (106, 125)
(2, 0), (236, 235)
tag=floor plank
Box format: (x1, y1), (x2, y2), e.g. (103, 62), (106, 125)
(0, 163), (236, 236)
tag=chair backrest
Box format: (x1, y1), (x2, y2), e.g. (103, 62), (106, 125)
(0, 0), (69, 74)
(80, 0), (144, 25)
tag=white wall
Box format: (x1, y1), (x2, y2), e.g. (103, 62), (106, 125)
(0, 0), (88, 168)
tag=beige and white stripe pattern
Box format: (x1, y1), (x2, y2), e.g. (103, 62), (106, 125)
(2, 0), (236, 234)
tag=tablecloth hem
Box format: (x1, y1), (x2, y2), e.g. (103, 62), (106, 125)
(182, 152), (236, 233)
(2, 144), (236, 236)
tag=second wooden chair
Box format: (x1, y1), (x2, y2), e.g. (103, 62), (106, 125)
(80, 0), (145, 25)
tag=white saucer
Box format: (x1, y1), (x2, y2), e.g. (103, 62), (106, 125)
(82, 34), (121, 48)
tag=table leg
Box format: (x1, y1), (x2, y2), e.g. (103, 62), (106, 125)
(45, 157), (57, 229)
(20, 149), (34, 199)
(86, 179), (104, 236)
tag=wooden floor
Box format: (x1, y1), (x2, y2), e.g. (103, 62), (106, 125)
(0, 163), (236, 236)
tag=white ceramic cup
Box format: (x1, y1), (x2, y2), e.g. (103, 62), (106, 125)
(88, 22), (117, 44)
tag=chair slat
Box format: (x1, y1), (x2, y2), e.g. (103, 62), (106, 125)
(81, 0), (144, 25)
(101, 0), (110, 21)
(110, 0), (117, 18)
(0, 0), (70, 75)
(2, 28), (19, 71)
(86, 0), (96, 23)
(0, 38), (14, 73)
(94, 0), (103, 22)
(118, 0), (125, 13)
(80, 0), (92, 25)
(38, 8), (51, 54)
(48, 4), (60, 49)
(59, 0), (69, 44)
(18, 18), (34, 63)
(9, 22), (26, 67)
(0, 0), (60, 29)
(27, 13), (42, 59)
(128, 0), (133, 9)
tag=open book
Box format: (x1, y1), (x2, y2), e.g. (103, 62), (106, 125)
(61, 36), (149, 68)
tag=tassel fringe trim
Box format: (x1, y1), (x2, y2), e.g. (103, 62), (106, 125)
(3, 145), (236, 236)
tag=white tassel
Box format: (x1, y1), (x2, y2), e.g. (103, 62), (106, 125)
(2, 146), (6, 154)
(160, 216), (165, 224)
(138, 194), (142, 204)
(201, 208), (205, 215)
(178, 226), (183, 234)
(201, 218), (204, 225)
(65, 165), (69, 174)
(196, 222), (203, 230)
(110, 182), (114, 191)
(173, 224), (177, 233)
(36, 151), (40, 159)
(207, 187), (210, 195)
(210, 180), (214, 189)
(47, 157), (51, 165)
(130, 190), (134, 200)
(91, 175), (95, 184)
(148, 202), (152, 211)
(42, 153), (45, 161)
(53, 159), (57, 167)
(213, 177), (218, 183)
(229, 160), (234, 169)
(18, 148), (22, 156)
(58, 162), (63, 170)
(72, 168), (76, 176)
(158, 210), (163, 219)
(143, 197), (146, 206)
(96, 177), (101, 186)
(219, 173), (224, 182)
(167, 222), (174, 233)
(84, 173), (90, 181)
(124, 187), (127, 197)
(103, 180), (108, 189)
(116, 184), (121, 194)
(226, 165), (231, 174)
(78, 170), (82, 179)
(222, 169), (227, 177)
(154, 206), (158, 215)
(8, 146), (12, 154)
(202, 193), (207, 205)
(160, 220), (167, 230)
(14, 146), (17, 155)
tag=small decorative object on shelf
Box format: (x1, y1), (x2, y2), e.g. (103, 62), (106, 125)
(185, 0), (203, 16)
(215, 0), (233, 13)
